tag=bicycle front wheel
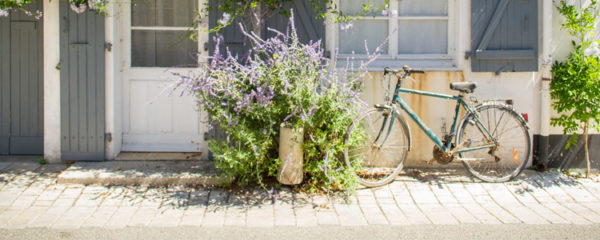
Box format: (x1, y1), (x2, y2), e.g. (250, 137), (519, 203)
(344, 108), (410, 187)
(456, 103), (531, 182)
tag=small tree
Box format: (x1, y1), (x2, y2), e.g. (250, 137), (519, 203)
(552, 0), (600, 177)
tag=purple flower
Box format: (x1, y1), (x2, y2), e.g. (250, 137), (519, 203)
(219, 13), (231, 25)
(70, 2), (87, 14)
(0, 9), (9, 17)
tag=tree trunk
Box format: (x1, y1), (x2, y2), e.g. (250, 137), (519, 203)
(584, 121), (590, 178)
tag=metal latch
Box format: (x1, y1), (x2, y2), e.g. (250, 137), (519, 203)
(105, 42), (113, 52)
(105, 133), (112, 142)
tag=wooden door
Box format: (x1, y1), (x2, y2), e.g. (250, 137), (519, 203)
(0, 2), (44, 155)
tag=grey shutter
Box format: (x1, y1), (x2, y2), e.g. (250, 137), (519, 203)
(208, 0), (250, 59)
(0, 2), (44, 155)
(470, 0), (538, 73)
(60, 2), (106, 161)
(263, 0), (326, 47)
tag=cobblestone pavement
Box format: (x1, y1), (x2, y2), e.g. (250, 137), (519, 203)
(1, 161), (600, 229)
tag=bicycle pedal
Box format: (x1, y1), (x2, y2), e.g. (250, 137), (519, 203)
(426, 158), (435, 166)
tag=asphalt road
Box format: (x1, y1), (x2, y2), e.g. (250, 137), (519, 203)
(1, 224), (598, 240)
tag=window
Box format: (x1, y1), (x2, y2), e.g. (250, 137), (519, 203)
(337, 0), (453, 69)
(131, 0), (199, 67)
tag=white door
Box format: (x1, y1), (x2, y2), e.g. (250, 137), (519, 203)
(121, 0), (208, 152)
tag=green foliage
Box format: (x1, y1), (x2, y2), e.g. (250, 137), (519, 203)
(551, 0), (600, 148)
(173, 18), (374, 192)
(38, 157), (47, 165)
(0, 0), (106, 17)
(203, 0), (390, 33)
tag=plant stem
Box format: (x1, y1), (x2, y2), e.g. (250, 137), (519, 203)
(584, 120), (590, 178)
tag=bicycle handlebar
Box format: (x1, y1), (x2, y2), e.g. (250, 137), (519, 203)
(384, 66), (425, 76)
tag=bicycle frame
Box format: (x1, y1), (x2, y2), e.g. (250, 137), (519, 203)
(389, 79), (498, 154)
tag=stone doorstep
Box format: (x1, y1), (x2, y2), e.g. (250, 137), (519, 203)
(57, 161), (232, 187)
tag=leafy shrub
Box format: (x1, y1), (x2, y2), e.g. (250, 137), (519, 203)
(172, 16), (376, 191)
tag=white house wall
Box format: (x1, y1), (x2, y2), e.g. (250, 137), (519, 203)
(549, 0), (600, 135)
(43, 0), (61, 163)
(348, 1), (543, 167)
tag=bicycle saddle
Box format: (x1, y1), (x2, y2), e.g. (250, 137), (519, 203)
(450, 82), (477, 93)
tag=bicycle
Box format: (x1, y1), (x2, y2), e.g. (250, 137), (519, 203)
(344, 66), (531, 187)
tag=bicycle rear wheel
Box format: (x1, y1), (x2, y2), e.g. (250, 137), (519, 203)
(344, 108), (410, 187)
(456, 103), (531, 182)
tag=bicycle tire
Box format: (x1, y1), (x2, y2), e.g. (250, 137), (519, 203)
(456, 103), (531, 182)
(344, 108), (410, 187)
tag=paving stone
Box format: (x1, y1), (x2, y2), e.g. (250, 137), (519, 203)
(27, 206), (69, 228)
(246, 189), (274, 228)
(0, 207), (26, 228)
(503, 182), (539, 204)
(148, 207), (185, 227)
(521, 202), (569, 224)
(582, 182), (600, 200)
(417, 203), (459, 225)
(314, 205), (339, 225)
(460, 202), (501, 224)
(334, 195), (368, 226)
(53, 198), (76, 207)
(442, 203), (480, 224)
(81, 206), (118, 228)
(11, 195), (37, 207)
(541, 202), (591, 225)
(32, 200), (54, 207)
(378, 203), (410, 226)
(57, 186), (82, 199)
(0, 162), (12, 171)
(562, 202), (600, 224)
(224, 192), (247, 227)
(127, 207), (157, 227)
(273, 189), (295, 227)
(8, 206), (47, 229)
(105, 206), (139, 228)
(101, 188), (127, 207)
(495, 202), (548, 224)
(38, 185), (67, 201)
(445, 183), (476, 204)
(523, 181), (557, 204)
(430, 183), (459, 205)
(246, 204), (274, 227)
(477, 200), (521, 224)
(52, 206), (97, 229)
(396, 203), (431, 224)
(388, 181), (413, 204)
(0, 190), (22, 207)
(74, 193), (105, 207)
(179, 206), (205, 227)
(202, 189), (228, 227)
(559, 184), (599, 203)
(294, 193), (318, 227)
(406, 182), (439, 204)
(21, 182), (48, 196)
(357, 191), (388, 225)
(538, 184), (576, 203)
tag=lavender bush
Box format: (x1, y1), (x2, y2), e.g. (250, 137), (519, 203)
(172, 16), (376, 191)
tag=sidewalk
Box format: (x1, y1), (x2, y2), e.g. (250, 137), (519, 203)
(1, 160), (600, 229)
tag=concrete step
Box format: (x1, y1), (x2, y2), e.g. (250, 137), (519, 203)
(57, 161), (231, 186)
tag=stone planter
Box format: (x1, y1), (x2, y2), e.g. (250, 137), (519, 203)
(277, 123), (304, 185)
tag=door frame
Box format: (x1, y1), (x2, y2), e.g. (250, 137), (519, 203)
(115, 1), (209, 155)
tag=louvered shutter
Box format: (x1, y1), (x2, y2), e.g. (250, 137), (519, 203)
(470, 0), (539, 73)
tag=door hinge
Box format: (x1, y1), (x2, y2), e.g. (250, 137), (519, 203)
(105, 133), (112, 142)
(203, 42), (209, 52)
(465, 51), (472, 59)
(105, 42), (113, 52)
(204, 132), (210, 141)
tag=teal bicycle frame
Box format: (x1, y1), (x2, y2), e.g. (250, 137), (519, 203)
(388, 77), (498, 154)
